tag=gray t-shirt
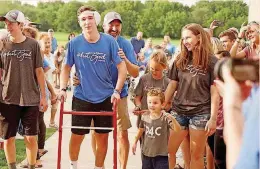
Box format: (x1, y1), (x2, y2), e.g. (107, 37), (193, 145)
(134, 73), (170, 110)
(139, 111), (172, 157)
(168, 55), (218, 115)
(0, 37), (43, 106)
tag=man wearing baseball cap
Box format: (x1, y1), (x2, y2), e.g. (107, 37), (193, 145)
(73, 11), (139, 169)
(0, 10), (47, 169)
(103, 11), (139, 169)
(59, 6), (127, 169)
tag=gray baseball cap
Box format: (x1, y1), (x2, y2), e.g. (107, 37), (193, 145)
(0, 10), (25, 23)
(103, 12), (122, 25)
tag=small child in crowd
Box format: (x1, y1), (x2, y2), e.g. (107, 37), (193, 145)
(132, 88), (181, 169)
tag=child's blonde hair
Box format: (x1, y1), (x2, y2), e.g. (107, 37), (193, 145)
(150, 50), (168, 68)
(147, 88), (165, 103)
(38, 32), (50, 41)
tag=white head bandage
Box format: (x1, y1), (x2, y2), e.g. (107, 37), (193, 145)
(79, 11), (101, 26)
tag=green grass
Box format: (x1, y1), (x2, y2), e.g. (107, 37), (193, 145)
(0, 128), (57, 169)
(54, 32), (180, 47)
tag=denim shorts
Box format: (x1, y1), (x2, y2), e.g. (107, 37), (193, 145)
(171, 111), (210, 130)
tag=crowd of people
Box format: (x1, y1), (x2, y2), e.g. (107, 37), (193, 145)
(0, 5), (259, 169)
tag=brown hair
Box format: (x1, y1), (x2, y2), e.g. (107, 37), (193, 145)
(150, 50), (168, 68)
(77, 6), (96, 16)
(147, 88), (165, 103)
(175, 23), (213, 71)
(219, 30), (237, 41)
(56, 45), (65, 57)
(23, 26), (38, 39)
(216, 50), (231, 58)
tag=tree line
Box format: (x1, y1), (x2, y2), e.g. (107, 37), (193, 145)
(0, 0), (248, 38)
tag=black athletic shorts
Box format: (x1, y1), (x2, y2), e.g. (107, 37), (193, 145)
(71, 96), (113, 135)
(0, 102), (39, 140)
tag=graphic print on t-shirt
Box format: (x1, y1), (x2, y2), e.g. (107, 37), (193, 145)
(77, 52), (106, 64)
(186, 65), (206, 77)
(145, 125), (162, 138)
(2, 49), (32, 61)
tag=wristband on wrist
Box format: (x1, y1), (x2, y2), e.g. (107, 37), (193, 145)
(113, 89), (121, 95)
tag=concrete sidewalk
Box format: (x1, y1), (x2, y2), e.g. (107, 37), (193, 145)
(17, 91), (183, 169)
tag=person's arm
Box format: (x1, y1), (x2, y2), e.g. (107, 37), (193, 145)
(35, 67), (48, 111)
(229, 40), (247, 59)
(46, 80), (57, 104)
(205, 85), (219, 136)
(118, 48), (139, 78)
(224, 100), (244, 169)
(165, 113), (181, 132)
(230, 24), (248, 58)
(164, 80), (178, 107)
(60, 64), (72, 90)
(132, 128), (144, 155)
(214, 65), (248, 169)
(134, 95), (142, 107)
(115, 61), (127, 93)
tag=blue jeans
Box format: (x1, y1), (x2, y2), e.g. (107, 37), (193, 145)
(142, 154), (169, 169)
(171, 111), (210, 130)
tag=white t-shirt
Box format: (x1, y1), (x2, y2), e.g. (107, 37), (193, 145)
(44, 53), (55, 81)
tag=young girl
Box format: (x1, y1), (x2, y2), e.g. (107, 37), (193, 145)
(134, 50), (171, 127)
(132, 88), (181, 169)
(143, 38), (153, 61)
(38, 33), (59, 129)
(137, 52), (147, 71)
(54, 45), (65, 89)
(164, 23), (219, 169)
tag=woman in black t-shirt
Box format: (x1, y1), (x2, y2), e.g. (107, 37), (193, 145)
(164, 23), (219, 169)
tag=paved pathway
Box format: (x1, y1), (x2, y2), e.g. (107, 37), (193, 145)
(17, 90), (183, 169)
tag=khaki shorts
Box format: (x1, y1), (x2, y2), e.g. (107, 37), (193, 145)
(117, 97), (131, 131)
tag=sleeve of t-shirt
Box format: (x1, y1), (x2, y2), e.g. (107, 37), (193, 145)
(65, 41), (74, 67)
(34, 42), (43, 68)
(110, 39), (122, 66)
(124, 41), (138, 65)
(210, 56), (218, 85)
(130, 38), (134, 45)
(43, 59), (50, 69)
(139, 116), (144, 128)
(168, 62), (179, 81)
(134, 75), (144, 96)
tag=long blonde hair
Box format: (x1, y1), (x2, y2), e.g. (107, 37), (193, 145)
(175, 23), (213, 71)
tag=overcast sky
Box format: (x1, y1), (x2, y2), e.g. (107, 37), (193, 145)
(19, 0), (208, 7)
(19, 0), (249, 7)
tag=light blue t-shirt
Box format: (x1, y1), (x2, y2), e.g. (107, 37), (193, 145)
(234, 86), (259, 169)
(51, 37), (58, 53)
(65, 33), (122, 103)
(144, 48), (153, 61)
(166, 44), (176, 55)
(111, 36), (138, 98)
(43, 58), (50, 100)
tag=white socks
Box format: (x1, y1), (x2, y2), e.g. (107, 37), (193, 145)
(70, 161), (77, 169)
(94, 167), (103, 169)
(69, 161), (103, 169)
